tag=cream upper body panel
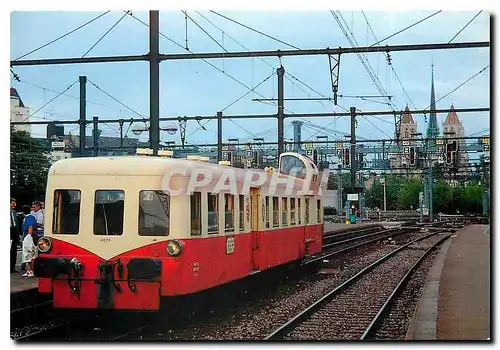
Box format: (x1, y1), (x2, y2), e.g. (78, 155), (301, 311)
(45, 156), (324, 259)
(48, 156), (323, 196)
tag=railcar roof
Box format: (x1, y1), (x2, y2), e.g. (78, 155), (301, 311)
(49, 156), (254, 176)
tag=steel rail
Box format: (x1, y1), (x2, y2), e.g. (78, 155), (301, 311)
(322, 227), (399, 248)
(304, 228), (410, 266)
(359, 233), (452, 339)
(11, 300), (52, 315)
(109, 325), (151, 341)
(323, 225), (383, 241)
(264, 229), (447, 339)
(12, 320), (72, 341)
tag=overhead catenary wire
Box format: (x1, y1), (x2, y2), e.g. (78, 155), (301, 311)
(448, 11), (483, 44)
(424, 65), (490, 109)
(81, 11), (130, 58)
(369, 10), (442, 47)
(391, 66), (417, 109)
(14, 11), (111, 61)
(222, 70), (276, 111)
(331, 11), (396, 111)
(21, 80), (78, 123)
(182, 11), (229, 53)
(126, 10), (302, 141)
(188, 71), (277, 139)
(196, 11), (325, 107)
(466, 128), (489, 137)
(208, 11), (301, 50)
(87, 79), (145, 118)
(126, 11), (285, 112)
(12, 77), (127, 114)
(361, 116), (392, 138)
(361, 11), (417, 109)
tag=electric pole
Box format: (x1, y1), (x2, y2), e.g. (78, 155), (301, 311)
(119, 119), (124, 153)
(92, 116), (99, 157)
(79, 75), (86, 157)
(277, 66), (285, 158)
(217, 111), (223, 162)
(350, 107), (356, 194)
(149, 10), (160, 156)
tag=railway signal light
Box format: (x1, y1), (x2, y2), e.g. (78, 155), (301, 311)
(344, 148), (350, 166)
(446, 140), (459, 166)
(446, 143), (453, 165)
(409, 146), (416, 165)
(313, 149), (318, 164)
(253, 150), (259, 167)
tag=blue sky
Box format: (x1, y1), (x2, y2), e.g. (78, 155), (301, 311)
(10, 10), (490, 146)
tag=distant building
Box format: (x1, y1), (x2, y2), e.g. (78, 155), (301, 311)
(34, 132), (150, 164)
(49, 139), (72, 164)
(10, 87), (31, 134)
(47, 122), (64, 139)
(390, 105), (418, 172)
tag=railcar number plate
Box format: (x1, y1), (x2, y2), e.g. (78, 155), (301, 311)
(226, 237), (235, 255)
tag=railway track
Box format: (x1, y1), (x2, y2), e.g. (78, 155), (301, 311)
(304, 227), (411, 265)
(114, 227), (439, 340)
(12, 223), (456, 341)
(264, 230), (451, 340)
(322, 225), (383, 243)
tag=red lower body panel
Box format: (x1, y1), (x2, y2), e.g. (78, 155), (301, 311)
(38, 225), (322, 310)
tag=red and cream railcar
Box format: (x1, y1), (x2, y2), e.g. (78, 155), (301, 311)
(34, 152), (325, 310)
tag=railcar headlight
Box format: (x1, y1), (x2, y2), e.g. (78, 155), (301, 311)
(37, 237), (52, 253)
(167, 240), (183, 257)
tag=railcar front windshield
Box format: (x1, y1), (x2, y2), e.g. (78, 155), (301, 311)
(53, 189), (81, 235)
(94, 190), (124, 236)
(138, 190), (170, 236)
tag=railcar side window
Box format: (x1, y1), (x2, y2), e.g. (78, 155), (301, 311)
(208, 193), (219, 234)
(53, 190), (81, 235)
(225, 194), (235, 233)
(317, 199), (322, 223)
(94, 190), (124, 236)
(138, 190), (170, 236)
(239, 195), (245, 231)
(290, 198), (296, 225)
(191, 192), (202, 236)
(265, 196), (270, 228)
(272, 197), (279, 227)
(298, 198), (302, 225)
(282, 197), (288, 226)
(305, 198), (310, 224)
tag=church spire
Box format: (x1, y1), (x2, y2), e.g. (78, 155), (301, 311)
(426, 62), (440, 140)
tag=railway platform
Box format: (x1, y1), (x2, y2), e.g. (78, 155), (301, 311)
(407, 224), (490, 340)
(11, 249), (38, 301)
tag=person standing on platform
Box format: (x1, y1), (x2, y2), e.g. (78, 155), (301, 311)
(30, 201), (44, 244)
(21, 209), (38, 278)
(10, 198), (20, 273)
(19, 205), (31, 272)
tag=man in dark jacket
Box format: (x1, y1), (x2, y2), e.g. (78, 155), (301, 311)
(10, 198), (20, 272)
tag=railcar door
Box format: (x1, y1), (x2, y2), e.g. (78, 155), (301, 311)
(303, 196), (314, 255)
(303, 195), (322, 256)
(250, 187), (260, 271)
